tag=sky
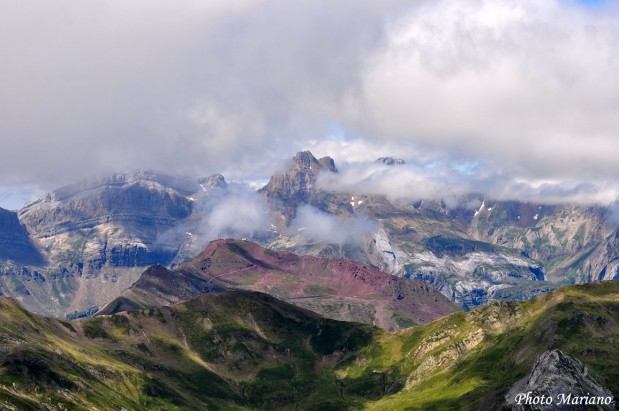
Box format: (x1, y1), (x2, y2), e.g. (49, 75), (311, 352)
(1, 0), (619, 209)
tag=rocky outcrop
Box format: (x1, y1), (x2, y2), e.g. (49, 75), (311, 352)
(376, 157), (405, 165)
(100, 239), (459, 331)
(0, 208), (43, 265)
(259, 151), (338, 224)
(506, 350), (615, 410)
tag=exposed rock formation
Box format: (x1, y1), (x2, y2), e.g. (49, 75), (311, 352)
(100, 239), (458, 331)
(0, 207), (43, 265)
(506, 350), (615, 410)
(377, 157), (405, 165)
(259, 150), (338, 225)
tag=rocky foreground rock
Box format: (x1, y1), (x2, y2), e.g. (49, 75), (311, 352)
(506, 349), (615, 410)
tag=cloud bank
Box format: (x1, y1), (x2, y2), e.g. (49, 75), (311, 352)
(2, 0), (619, 208)
(288, 205), (377, 244)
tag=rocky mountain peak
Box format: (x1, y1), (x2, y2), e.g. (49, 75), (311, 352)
(377, 156), (405, 165)
(259, 151), (338, 223)
(197, 174), (227, 191)
(506, 349), (615, 410)
(287, 150), (337, 173)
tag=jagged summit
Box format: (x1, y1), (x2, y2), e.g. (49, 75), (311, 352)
(377, 156), (405, 165)
(197, 173), (227, 191)
(259, 150), (338, 223)
(506, 349), (615, 410)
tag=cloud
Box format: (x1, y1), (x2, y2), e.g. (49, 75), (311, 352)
(204, 187), (271, 239)
(287, 205), (377, 244)
(155, 182), (271, 254)
(317, 152), (619, 206)
(2, 0), (619, 211)
(352, 0), (619, 181)
(0, 0), (410, 188)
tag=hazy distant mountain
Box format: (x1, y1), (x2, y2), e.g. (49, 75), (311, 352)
(2, 150), (619, 317)
(258, 151), (619, 310)
(0, 171), (227, 317)
(0, 207), (44, 266)
(262, 151), (553, 308)
(100, 239), (458, 331)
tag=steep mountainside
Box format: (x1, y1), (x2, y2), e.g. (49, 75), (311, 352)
(0, 171), (226, 317)
(260, 150), (339, 226)
(466, 201), (615, 283)
(263, 152), (553, 308)
(2, 150), (619, 317)
(261, 151), (619, 309)
(100, 239), (458, 331)
(0, 291), (379, 410)
(0, 279), (617, 409)
(0, 207), (43, 265)
(344, 281), (619, 410)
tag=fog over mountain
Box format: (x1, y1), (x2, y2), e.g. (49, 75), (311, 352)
(2, 0), (619, 210)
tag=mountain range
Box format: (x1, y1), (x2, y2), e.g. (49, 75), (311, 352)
(0, 150), (618, 319)
(99, 239), (458, 332)
(0, 150), (618, 409)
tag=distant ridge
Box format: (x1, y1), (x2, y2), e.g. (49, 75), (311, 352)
(99, 239), (458, 331)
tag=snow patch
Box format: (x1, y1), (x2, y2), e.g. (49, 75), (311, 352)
(474, 200), (485, 217)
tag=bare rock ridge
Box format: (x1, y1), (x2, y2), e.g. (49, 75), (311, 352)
(377, 156), (405, 165)
(506, 349), (615, 410)
(259, 150), (337, 224)
(0, 207), (44, 265)
(99, 239), (458, 331)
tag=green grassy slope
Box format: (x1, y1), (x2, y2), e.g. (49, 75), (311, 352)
(339, 281), (619, 410)
(0, 282), (618, 410)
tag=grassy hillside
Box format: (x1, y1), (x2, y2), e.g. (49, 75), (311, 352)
(338, 281), (619, 410)
(0, 282), (618, 409)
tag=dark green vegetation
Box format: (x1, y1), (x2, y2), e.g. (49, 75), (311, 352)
(0, 282), (618, 409)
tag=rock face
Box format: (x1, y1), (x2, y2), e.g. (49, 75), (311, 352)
(506, 350), (616, 410)
(0, 207), (43, 265)
(377, 157), (405, 165)
(100, 239), (458, 331)
(17, 170), (200, 274)
(260, 151), (619, 309)
(466, 201), (614, 283)
(259, 150), (338, 225)
(262, 153), (554, 308)
(0, 171), (227, 317)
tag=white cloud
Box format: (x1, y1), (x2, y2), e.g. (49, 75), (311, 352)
(2, 0), (619, 210)
(287, 205), (377, 244)
(353, 0), (619, 180)
(317, 154), (619, 206)
(205, 189), (270, 239)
